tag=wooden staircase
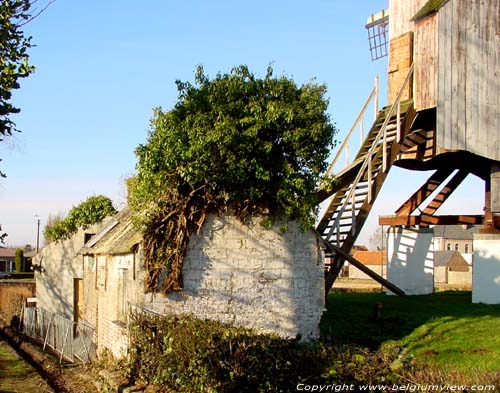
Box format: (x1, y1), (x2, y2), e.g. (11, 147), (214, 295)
(316, 65), (416, 294)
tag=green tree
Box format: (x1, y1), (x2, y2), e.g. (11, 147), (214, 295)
(0, 225), (6, 244)
(0, 1), (35, 147)
(15, 248), (23, 272)
(129, 65), (336, 293)
(44, 195), (116, 243)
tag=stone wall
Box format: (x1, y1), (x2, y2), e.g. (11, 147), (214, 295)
(83, 213), (325, 358)
(83, 253), (143, 357)
(35, 221), (110, 320)
(145, 213), (325, 340)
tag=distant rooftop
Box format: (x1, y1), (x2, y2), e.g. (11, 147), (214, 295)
(0, 247), (15, 258)
(433, 225), (482, 240)
(353, 250), (386, 266)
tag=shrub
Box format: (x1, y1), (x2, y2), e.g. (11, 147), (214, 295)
(127, 312), (407, 392)
(43, 195), (116, 242)
(129, 65), (337, 293)
(14, 248), (23, 272)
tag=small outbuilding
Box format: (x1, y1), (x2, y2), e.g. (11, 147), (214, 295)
(434, 250), (471, 286)
(80, 208), (326, 358)
(349, 250), (387, 279)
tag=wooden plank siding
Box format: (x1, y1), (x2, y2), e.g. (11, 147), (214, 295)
(414, 14), (438, 110)
(389, 0), (430, 39)
(436, 0), (500, 161)
(388, 32), (413, 104)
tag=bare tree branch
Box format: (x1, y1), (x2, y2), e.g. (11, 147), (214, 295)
(18, 0), (57, 27)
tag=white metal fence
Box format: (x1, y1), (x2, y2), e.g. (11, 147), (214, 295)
(21, 306), (95, 363)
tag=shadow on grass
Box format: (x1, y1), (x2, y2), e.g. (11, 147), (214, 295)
(319, 290), (500, 349)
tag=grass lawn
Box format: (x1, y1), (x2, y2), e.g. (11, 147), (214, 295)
(320, 291), (500, 374)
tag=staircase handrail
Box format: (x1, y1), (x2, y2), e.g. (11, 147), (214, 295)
(325, 76), (379, 177)
(319, 63), (414, 242)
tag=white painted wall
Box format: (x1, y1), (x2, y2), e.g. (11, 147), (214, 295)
(145, 213), (325, 340)
(472, 234), (500, 304)
(34, 221), (110, 320)
(387, 227), (434, 295)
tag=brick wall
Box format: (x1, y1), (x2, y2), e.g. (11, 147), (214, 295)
(0, 281), (35, 324)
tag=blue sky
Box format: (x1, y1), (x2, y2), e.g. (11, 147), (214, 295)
(0, 0), (484, 247)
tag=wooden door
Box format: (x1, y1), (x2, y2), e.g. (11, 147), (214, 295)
(74, 278), (84, 323)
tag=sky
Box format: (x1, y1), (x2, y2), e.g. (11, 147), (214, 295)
(0, 0), (484, 248)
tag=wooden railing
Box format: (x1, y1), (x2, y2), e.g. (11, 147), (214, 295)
(325, 75), (379, 177)
(319, 64), (414, 244)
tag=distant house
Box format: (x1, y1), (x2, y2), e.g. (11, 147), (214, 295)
(433, 225), (482, 264)
(434, 250), (471, 286)
(349, 250), (387, 279)
(0, 247), (16, 273)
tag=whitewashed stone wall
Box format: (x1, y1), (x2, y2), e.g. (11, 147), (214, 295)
(387, 227), (434, 295)
(472, 234), (500, 304)
(145, 213), (325, 340)
(34, 221), (109, 320)
(83, 252), (144, 357)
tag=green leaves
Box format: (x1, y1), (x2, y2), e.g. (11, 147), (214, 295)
(0, 0), (35, 140)
(129, 65), (337, 292)
(43, 195), (116, 243)
(130, 65), (336, 228)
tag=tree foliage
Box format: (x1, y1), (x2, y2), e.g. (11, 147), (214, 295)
(0, 0), (35, 143)
(15, 248), (23, 272)
(129, 65), (336, 293)
(43, 195), (116, 243)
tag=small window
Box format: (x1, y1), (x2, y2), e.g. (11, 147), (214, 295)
(455, 243), (459, 251)
(447, 243), (451, 251)
(465, 244), (469, 253)
(84, 233), (95, 244)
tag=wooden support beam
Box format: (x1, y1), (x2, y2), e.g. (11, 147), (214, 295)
(316, 231), (405, 296)
(418, 169), (469, 227)
(395, 167), (454, 216)
(379, 214), (484, 226)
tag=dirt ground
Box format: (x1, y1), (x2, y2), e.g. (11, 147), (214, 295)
(0, 336), (53, 393)
(0, 326), (101, 393)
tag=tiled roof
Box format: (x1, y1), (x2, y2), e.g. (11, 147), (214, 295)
(352, 250), (386, 266)
(0, 247), (16, 258)
(434, 250), (456, 267)
(434, 250), (469, 270)
(433, 225), (482, 240)
(80, 208), (142, 255)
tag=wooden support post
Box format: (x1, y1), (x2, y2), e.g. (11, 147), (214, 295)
(379, 214), (484, 226)
(419, 169), (469, 227)
(317, 231), (405, 296)
(395, 167), (454, 217)
(491, 163), (500, 224)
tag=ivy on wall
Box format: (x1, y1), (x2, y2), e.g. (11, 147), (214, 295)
(43, 195), (116, 243)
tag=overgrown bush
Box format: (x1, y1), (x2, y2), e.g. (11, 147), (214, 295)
(43, 195), (116, 242)
(14, 248), (23, 272)
(129, 65), (337, 293)
(127, 312), (407, 392)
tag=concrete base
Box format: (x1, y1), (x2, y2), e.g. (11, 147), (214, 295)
(472, 234), (500, 304)
(387, 227), (434, 295)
